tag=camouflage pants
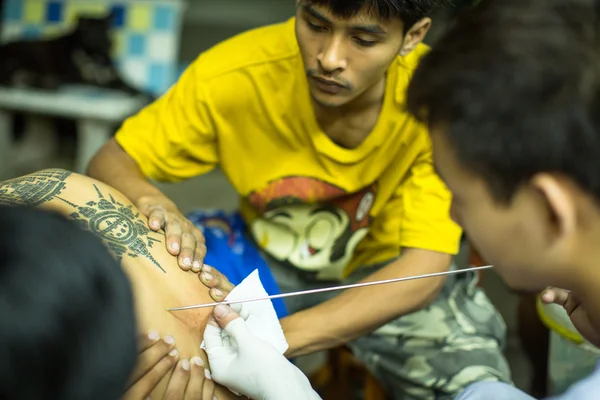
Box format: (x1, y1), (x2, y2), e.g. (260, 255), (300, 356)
(266, 256), (512, 400)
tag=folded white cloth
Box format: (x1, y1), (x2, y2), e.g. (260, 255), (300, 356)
(201, 269), (289, 354)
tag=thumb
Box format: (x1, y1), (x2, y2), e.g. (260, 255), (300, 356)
(541, 287), (570, 306)
(213, 304), (252, 344)
(203, 315), (225, 350)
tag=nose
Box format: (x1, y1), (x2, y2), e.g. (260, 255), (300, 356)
(317, 36), (347, 73)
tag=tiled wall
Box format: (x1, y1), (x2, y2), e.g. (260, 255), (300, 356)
(1, 0), (187, 95)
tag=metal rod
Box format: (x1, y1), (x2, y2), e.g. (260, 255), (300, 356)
(167, 265), (493, 312)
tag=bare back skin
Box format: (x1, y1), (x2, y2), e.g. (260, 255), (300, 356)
(0, 169), (235, 399)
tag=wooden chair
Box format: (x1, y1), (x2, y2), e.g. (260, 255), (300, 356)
(310, 346), (388, 400)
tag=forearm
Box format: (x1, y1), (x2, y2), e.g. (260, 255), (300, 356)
(282, 249), (452, 357)
(87, 139), (166, 205)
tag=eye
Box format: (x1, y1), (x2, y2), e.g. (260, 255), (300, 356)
(353, 37), (378, 47)
(306, 19), (327, 32)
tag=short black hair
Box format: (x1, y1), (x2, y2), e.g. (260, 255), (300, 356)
(306, 0), (439, 30)
(0, 206), (137, 400)
(406, 0), (600, 203)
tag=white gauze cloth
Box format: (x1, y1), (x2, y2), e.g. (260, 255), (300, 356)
(201, 269), (289, 354)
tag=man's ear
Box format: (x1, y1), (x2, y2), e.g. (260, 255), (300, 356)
(399, 17), (432, 56)
(530, 173), (577, 239)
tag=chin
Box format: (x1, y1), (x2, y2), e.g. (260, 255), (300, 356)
(311, 93), (348, 108)
(497, 269), (545, 293)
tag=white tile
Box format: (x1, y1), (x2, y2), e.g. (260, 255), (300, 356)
(119, 58), (150, 90)
(147, 32), (177, 62)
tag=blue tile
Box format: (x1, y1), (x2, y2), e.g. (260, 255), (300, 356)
(148, 63), (171, 94)
(110, 4), (126, 28)
(46, 2), (63, 23)
(153, 6), (175, 31)
(22, 26), (42, 39)
(127, 33), (146, 56)
(4, 0), (23, 22)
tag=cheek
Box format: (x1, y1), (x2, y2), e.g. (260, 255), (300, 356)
(351, 50), (398, 84)
(295, 25), (313, 57)
(460, 211), (512, 266)
(464, 214), (545, 290)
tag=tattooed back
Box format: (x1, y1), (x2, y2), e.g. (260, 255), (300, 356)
(0, 169), (235, 399)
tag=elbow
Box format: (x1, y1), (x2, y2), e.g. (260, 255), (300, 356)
(415, 276), (446, 310)
(404, 250), (453, 311)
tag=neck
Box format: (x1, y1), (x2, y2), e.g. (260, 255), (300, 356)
(313, 75), (387, 123)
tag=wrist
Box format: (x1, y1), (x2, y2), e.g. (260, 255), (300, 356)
(282, 313), (329, 358)
(281, 315), (305, 358)
(134, 189), (174, 210)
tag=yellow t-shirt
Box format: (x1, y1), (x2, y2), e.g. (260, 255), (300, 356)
(115, 18), (462, 280)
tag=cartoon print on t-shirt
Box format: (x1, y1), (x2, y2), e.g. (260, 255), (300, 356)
(247, 176), (376, 280)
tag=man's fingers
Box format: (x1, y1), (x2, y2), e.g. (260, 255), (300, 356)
(193, 242), (207, 272)
(137, 330), (161, 352)
(213, 305), (252, 344)
(541, 287), (571, 306)
(128, 335), (176, 385)
(201, 369), (215, 400)
(200, 265), (235, 301)
(179, 232), (197, 270)
(163, 359), (190, 400)
(122, 348), (179, 400)
(165, 221), (184, 258)
(203, 316), (225, 350)
(184, 357), (211, 400)
(147, 210), (166, 232)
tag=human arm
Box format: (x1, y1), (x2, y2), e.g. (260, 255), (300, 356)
(87, 60), (220, 270)
(198, 250), (450, 357)
(204, 304), (322, 400)
(282, 248), (451, 356)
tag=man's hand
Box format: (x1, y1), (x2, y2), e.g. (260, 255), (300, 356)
(204, 305), (321, 400)
(199, 265), (235, 301)
(123, 331), (216, 400)
(541, 287), (600, 347)
(136, 194), (206, 272)
(163, 357), (215, 400)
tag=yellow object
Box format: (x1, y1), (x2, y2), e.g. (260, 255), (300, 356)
(65, 3), (107, 26)
(127, 4), (152, 31)
(537, 296), (585, 345)
(24, 1), (45, 24)
(115, 18), (461, 279)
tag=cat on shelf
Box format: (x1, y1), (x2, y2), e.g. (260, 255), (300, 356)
(0, 11), (149, 98)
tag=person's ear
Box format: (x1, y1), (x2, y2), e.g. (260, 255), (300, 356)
(399, 17), (431, 56)
(530, 173), (577, 241)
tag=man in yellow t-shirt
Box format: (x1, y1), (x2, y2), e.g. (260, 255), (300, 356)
(88, 0), (509, 398)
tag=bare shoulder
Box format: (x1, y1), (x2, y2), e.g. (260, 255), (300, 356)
(0, 168), (126, 206)
(0, 168), (75, 207)
(0, 169), (165, 270)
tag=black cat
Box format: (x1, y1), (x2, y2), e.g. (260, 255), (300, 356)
(0, 11), (146, 96)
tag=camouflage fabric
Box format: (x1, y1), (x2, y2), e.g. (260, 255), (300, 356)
(548, 330), (600, 395)
(266, 255), (511, 400)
